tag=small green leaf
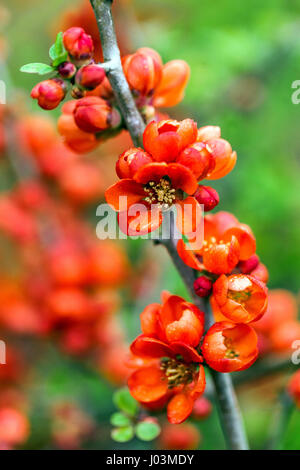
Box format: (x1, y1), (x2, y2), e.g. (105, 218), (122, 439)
(52, 52), (68, 68)
(110, 412), (131, 427)
(135, 421), (161, 441)
(20, 63), (54, 75)
(49, 44), (57, 61)
(113, 388), (139, 416)
(111, 426), (134, 443)
(54, 32), (65, 57)
(49, 32), (68, 67)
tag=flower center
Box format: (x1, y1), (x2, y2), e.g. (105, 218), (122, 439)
(202, 237), (231, 252)
(144, 177), (176, 210)
(227, 289), (251, 304)
(160, 357), (196, 389)
(224, 337), (239, 359)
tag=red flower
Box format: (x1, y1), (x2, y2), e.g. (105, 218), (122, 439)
(31, 79), (66, 110)
(213, 274), (268, 323)
(177, 211), (256, 275)
(128, 293), (206, 424)
(202, 321), (258, 372)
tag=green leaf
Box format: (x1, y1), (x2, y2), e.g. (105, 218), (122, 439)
(20, 63), (54, 75)
(113, 388), (139, 416)
(52, 53), (68, 68)
(111, 426), (134, 443)
(49, 32), (68, 67)
(49, 44), (57, 61)
(110, 412), (131, 427)
(135, 421), (161, 441)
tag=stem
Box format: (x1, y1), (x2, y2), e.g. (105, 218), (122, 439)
(90, 0), (145, 147)
(89, 0), (249, 450)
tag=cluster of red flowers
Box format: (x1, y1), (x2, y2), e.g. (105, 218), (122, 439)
(28, 23), (190, 156)
(106, 121), (236, 235)
(20, 0), (300, 446)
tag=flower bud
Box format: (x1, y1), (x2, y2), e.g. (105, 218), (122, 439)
(31, 79), (66, 110)
(73, 96), (120, 133)
(58, 101), (98, 153)
(238, 254), (259, 274)
(116, 148), (153, 179)
(122, 47), (163, 96)
(75, 64), (105, 90)
(193, 276), (213, 298)
(63, 27), (94, 61)
(192, 396), (212, 420)
(58, 61), (77, 79)
(70, 86), (85, 99)
(194, 185), (219, 211)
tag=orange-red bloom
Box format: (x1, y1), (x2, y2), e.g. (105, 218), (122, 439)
(122, 47), (190, 108)
(202, 321), (258, 372)
(177, 211), (256, 275)
(31, 79), (66, 110)
(213, 274), (268, 323)
(106, 120), (204, 235)
(128, 293), (205, 424)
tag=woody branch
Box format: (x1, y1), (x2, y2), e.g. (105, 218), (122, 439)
(89, 0), (249, 450)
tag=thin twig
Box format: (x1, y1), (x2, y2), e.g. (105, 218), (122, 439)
(90, 0), (145, 147)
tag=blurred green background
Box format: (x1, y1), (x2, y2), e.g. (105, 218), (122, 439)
(1, 0), (300, 450)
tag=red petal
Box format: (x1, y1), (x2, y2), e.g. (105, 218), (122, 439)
(105, 179), (144, 211)
(177, 239), (204, 271)
(170, 342), (203, 363)
(117, 202), (163, 236)
(130, 335), (173, 358)
(128, 365), (168, 403)
(175, 197), (203, 237)
(167, 392), (194, 424)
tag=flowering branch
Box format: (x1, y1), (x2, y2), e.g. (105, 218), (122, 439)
(89, 0), (249, 450)
(161, 222), (249, 450)
(90, 0), (145, 147)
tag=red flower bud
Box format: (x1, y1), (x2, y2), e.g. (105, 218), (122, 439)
(73, 96), (121, 133)
(31, 79), (66, 110)
(116, 148), (153, 179)
(193, 276), (213, 298)
(122, 47), (163, 96)
(238, 254), (259, 274)
(58, 61), (77, 79)
(63, 27), (94, 61)
(192, 396), (212, 420)
(194, 185), (219, 211)
(75, 64), (105, 90)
